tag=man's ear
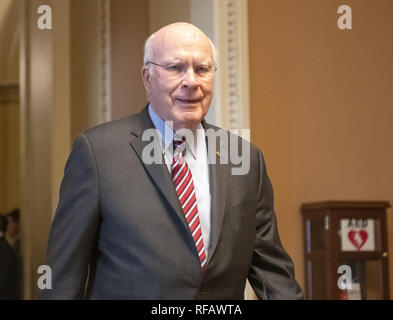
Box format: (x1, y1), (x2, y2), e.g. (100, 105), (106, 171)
(141, 66), (151, 89)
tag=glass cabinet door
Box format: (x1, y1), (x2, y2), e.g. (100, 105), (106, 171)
(338, 259), (383, 300)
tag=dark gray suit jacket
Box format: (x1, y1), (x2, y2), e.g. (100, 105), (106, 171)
(40, 106), (303, 300)
(0, 237), (20, 299)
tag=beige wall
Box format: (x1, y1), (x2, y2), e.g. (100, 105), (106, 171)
(148, 0), (190, 34)
(110, 0), (149, 120)
(0, 0), (19, 83)
(0, 87), (19, 213)
(70, 0), (101, 139)
(20, 0), (56, 298)
(0, 0), (20, 214)
(249, 0), (393, 298)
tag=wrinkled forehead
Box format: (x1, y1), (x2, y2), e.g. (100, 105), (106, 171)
(152, 26), (213, 63)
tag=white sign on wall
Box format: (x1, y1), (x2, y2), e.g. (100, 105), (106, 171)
(340, 219), (375, 251)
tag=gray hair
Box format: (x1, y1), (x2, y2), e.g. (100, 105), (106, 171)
(143, 31), (219, 71)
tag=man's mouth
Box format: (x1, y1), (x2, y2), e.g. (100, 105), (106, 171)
(176, 98), (201, 104)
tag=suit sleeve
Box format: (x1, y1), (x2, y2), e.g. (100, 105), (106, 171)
(248, 150), (304, 300)
(39, 133), (101, 299)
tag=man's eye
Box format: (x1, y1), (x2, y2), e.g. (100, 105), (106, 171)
(195, 65), (210, 74)
(166, 64), (183, 72)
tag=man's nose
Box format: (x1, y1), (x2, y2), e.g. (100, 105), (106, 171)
(181, 66), (199, 88)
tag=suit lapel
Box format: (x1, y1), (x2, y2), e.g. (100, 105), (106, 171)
(128, 107), (190, 231)
(203, 121), (229, 267)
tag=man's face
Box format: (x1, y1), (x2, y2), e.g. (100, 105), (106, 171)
(142, 25), (214, 132)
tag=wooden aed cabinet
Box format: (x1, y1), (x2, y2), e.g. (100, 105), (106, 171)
(301, 201), (391, 300)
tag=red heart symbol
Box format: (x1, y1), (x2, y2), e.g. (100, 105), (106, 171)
(348, 230), (368, 250)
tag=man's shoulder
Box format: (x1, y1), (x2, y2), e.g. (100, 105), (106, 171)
(85, 111), (141, 135)
(0, 237), (15, 256)
(80, 107), (150, 142)
(203, 121), (261, 155)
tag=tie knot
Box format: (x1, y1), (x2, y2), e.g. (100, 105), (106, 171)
(174, 136), (186, 146)
(173, 137), (186, 158)
(174, 136), (186, 149)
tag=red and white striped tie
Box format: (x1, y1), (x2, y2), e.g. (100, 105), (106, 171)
(172, 138), (207, 271)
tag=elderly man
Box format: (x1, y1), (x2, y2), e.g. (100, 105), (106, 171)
(41, 22), (303, 300)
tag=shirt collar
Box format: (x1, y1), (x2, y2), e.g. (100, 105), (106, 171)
(148, 104), (173, 154)
(148, 104), (200, 159)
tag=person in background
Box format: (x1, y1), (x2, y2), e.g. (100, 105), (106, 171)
(0, 214), (5, 238)
(0, 213), (19, 299)
(5, 209), (20, 253)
